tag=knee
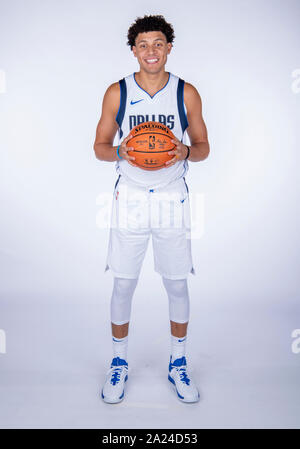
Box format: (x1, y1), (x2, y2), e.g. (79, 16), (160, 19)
(112, 277), (138, 299)
(110, 277), (138, 324)
(162, 277), (188, 299)
(162, 277), (190, 323)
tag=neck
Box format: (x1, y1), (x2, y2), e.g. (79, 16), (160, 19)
(135, 69), (169, 97)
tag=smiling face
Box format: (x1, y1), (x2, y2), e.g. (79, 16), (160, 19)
(132, 31), (172, 74)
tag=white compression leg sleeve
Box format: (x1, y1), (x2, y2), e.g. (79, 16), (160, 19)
(110, 277), (138, 325)
(162, 277), (190, 323)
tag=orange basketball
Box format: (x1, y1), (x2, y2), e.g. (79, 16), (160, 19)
(127, 121), (175, 170)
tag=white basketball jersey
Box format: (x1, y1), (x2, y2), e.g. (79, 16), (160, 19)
(115, 72), (190, 189)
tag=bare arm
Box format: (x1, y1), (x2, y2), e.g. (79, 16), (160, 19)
(184, 82), (210, 162)
(93, 83), (136, 165)
(93, 82), (120, 161)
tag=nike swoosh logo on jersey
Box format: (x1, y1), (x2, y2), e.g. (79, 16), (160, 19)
(130, 99), (144, 105)
(178, 338), (186, 342)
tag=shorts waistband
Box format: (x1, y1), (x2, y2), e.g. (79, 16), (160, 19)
(117, 174), (185, 193)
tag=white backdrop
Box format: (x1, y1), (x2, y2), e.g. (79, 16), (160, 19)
(0, 0), (300, 428)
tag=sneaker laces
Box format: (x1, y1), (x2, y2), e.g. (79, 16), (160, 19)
(110, 368), (121, 385)
(175, 367), (190, 385)
(107, 366), (127, 386)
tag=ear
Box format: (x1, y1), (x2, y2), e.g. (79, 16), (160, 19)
(132, 46), (137, 57)
(167, 43), (172, 55)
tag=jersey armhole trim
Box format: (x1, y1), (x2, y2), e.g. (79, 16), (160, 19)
(177, 78), (189, 133)
(116, 78), (127, 135)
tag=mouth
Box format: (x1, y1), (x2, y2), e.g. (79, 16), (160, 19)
(144, 58), (159, 65)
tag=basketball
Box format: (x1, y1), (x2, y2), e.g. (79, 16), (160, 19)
(127, 121), (175, 170)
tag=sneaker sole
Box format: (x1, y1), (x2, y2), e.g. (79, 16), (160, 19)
(168, 374), (200, 403)
(101, 374), (128, 404)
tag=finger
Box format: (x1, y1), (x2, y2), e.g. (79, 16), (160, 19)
(165, 161), (175, 167)
(121, 145), (134, 153)
(171, 138), (180, 145)
(125, 147), (135, 159)
(124, 154), (135, 160)
(123, 134), (133, 144)
(165, 156), (177, 165)
(124, 141), (135, 150)
(168, 150), (176, 155)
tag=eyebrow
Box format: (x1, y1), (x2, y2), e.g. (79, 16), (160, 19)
(137, 38), (165, 44)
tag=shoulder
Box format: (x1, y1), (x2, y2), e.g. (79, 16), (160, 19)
(183, 82), (201, 102)
(182, 82), (202, 113)
(104, 75), (132, 99)
(104, 81), (120, 99)
(102, 82), (120, 113)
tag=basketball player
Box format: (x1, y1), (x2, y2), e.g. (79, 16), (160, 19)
(93, 15), (210, 404)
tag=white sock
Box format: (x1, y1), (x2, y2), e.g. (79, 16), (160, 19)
(112, 335), (128, 362)
(171, 334), (187, 362)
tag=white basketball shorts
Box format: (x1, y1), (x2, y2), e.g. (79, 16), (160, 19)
(104, 175), (196, 280)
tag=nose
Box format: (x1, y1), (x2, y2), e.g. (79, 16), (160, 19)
(147, 45), (158, 55)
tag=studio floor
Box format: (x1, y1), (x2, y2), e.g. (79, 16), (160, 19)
(1, 288), (299, 429)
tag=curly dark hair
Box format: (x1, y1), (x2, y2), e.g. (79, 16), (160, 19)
(127, 15), (175, 49)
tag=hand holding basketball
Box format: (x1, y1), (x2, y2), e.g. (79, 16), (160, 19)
(126, 122), (175, 170)
(118, 133), (138, 167)
(165, 138), (189, 167)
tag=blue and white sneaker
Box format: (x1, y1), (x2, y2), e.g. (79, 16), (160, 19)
(101, 357), (129, 404)
(168, 356), (200, 403)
